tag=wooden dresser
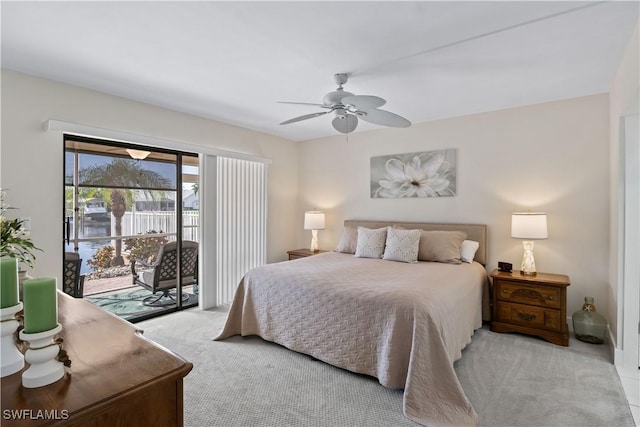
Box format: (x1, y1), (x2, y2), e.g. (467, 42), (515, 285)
(490, 269), (570, 346)
(1, 292), (192, 426)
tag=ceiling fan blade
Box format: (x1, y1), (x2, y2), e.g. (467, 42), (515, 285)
(342, 95), (386, 109)
(332, 114), (358, 134)
(277, 101), (329, 108)
(280, 111), (330, 125)
(359, 109), (411, 128)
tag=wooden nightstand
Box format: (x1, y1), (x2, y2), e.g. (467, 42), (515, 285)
(287, 248), (326, 260)
(490, 269), (570, 346)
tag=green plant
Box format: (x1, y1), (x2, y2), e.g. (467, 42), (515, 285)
(87, 245), (115, 271)
(124, 230), (168, 264)
(0, 189), (41, 268)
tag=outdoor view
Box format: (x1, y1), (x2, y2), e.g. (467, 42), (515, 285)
(64, 139), (199, 321)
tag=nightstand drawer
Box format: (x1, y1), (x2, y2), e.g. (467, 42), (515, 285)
(287, 249), (326, 260)
(495, 280), (561, 309)
(496, 301), (561, 331)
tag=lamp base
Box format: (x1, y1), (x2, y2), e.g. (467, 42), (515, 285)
(520, 240), (537, 276)
(309, 229), (319, 253)
(19, 323), (65, 388)
(1, 302), (25, 377)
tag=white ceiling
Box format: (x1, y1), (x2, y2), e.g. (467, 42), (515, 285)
(1, 1), (638, 141)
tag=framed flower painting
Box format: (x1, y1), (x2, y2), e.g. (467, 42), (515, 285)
(370, 149), (457, 198)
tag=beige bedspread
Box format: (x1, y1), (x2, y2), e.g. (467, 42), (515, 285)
(215, 252), (488, 426)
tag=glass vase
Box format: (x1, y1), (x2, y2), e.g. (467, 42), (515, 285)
(572, 297), (607, 344)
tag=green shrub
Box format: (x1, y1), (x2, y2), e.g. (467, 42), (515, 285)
(87, 245), (115, 271)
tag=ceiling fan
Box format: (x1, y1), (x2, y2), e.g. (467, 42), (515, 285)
(278, 73), (411, 134)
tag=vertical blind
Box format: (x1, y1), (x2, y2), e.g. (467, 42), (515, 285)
(216, 157), (268, 305)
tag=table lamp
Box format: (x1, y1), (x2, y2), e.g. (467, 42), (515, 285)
(511, 212), (548, 276)
(304, 211), (325, 252)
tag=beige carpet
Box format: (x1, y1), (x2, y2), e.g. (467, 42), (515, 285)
(139, 307), (634, 427)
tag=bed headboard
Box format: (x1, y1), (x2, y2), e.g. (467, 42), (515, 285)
(343, 220), (488, 265)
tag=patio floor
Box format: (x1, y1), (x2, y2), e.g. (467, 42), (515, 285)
(83, 274), (135, 296)
(82, 273), (198, 321)
(85, 286), (197, 321)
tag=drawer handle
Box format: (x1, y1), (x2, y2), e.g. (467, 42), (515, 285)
(502, 289), (508, 294)
(518, 313), (536, 322)
(547, 296), (554, 300)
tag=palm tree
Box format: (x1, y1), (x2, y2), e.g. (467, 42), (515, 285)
(79, 158), (171, 266)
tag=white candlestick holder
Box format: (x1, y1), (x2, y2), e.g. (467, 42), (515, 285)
(1, 302), (25, 377)
(19, 323), (65, 388)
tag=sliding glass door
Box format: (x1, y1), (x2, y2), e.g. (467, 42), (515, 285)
(64, 136), (199, 321)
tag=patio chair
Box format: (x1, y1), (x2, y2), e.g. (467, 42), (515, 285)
(63, 252), (85, 298)
(131, 241), (198, 306)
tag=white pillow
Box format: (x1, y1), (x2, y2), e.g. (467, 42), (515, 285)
(334, 226), (358, 254)
(460, 240), (480, 263)
(383, 228), (421, 263)
(354, 227), (387, 259)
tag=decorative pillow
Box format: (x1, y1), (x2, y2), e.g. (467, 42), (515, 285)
(354, 227), (387, 259)
(417, 230), (467, 263)
(460, 240), (480, 263)
(334, 226), (358, 254)
(383, 228), (421, 263)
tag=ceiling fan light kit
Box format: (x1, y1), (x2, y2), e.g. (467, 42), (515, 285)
(279, 73), (411, 134)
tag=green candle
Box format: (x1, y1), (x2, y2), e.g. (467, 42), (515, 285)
(23, 277), (58, 333)
(0, 258), (19, 308)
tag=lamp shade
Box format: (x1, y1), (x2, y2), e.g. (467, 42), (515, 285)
(511, 212), (548, 239)
(304, 211), (325, 230)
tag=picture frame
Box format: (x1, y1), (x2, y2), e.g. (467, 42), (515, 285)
(370, 149), (457, 198)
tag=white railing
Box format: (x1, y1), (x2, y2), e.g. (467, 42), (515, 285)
(114, 211), (199, 242)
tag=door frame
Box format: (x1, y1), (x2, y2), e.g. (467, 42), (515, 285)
(63, 135), (200, 320)
(617, 114), (639, 373)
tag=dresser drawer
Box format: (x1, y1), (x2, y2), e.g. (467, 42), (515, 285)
(495, 301), (561, 331)
(495, 280), (560, 309)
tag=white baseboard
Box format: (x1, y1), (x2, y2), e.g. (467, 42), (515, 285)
(608, 324), (618, 364)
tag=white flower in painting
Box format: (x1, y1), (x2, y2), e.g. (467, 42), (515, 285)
(374, 153), (453, 198)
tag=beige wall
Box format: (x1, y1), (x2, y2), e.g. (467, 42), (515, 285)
(297, 94), (611, 323)
(2, 48), (630, 331)
(0, 70), (299, 283)
(609, 22), (639, 347)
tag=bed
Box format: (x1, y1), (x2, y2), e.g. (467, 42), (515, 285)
(215, 220), (490, 427)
